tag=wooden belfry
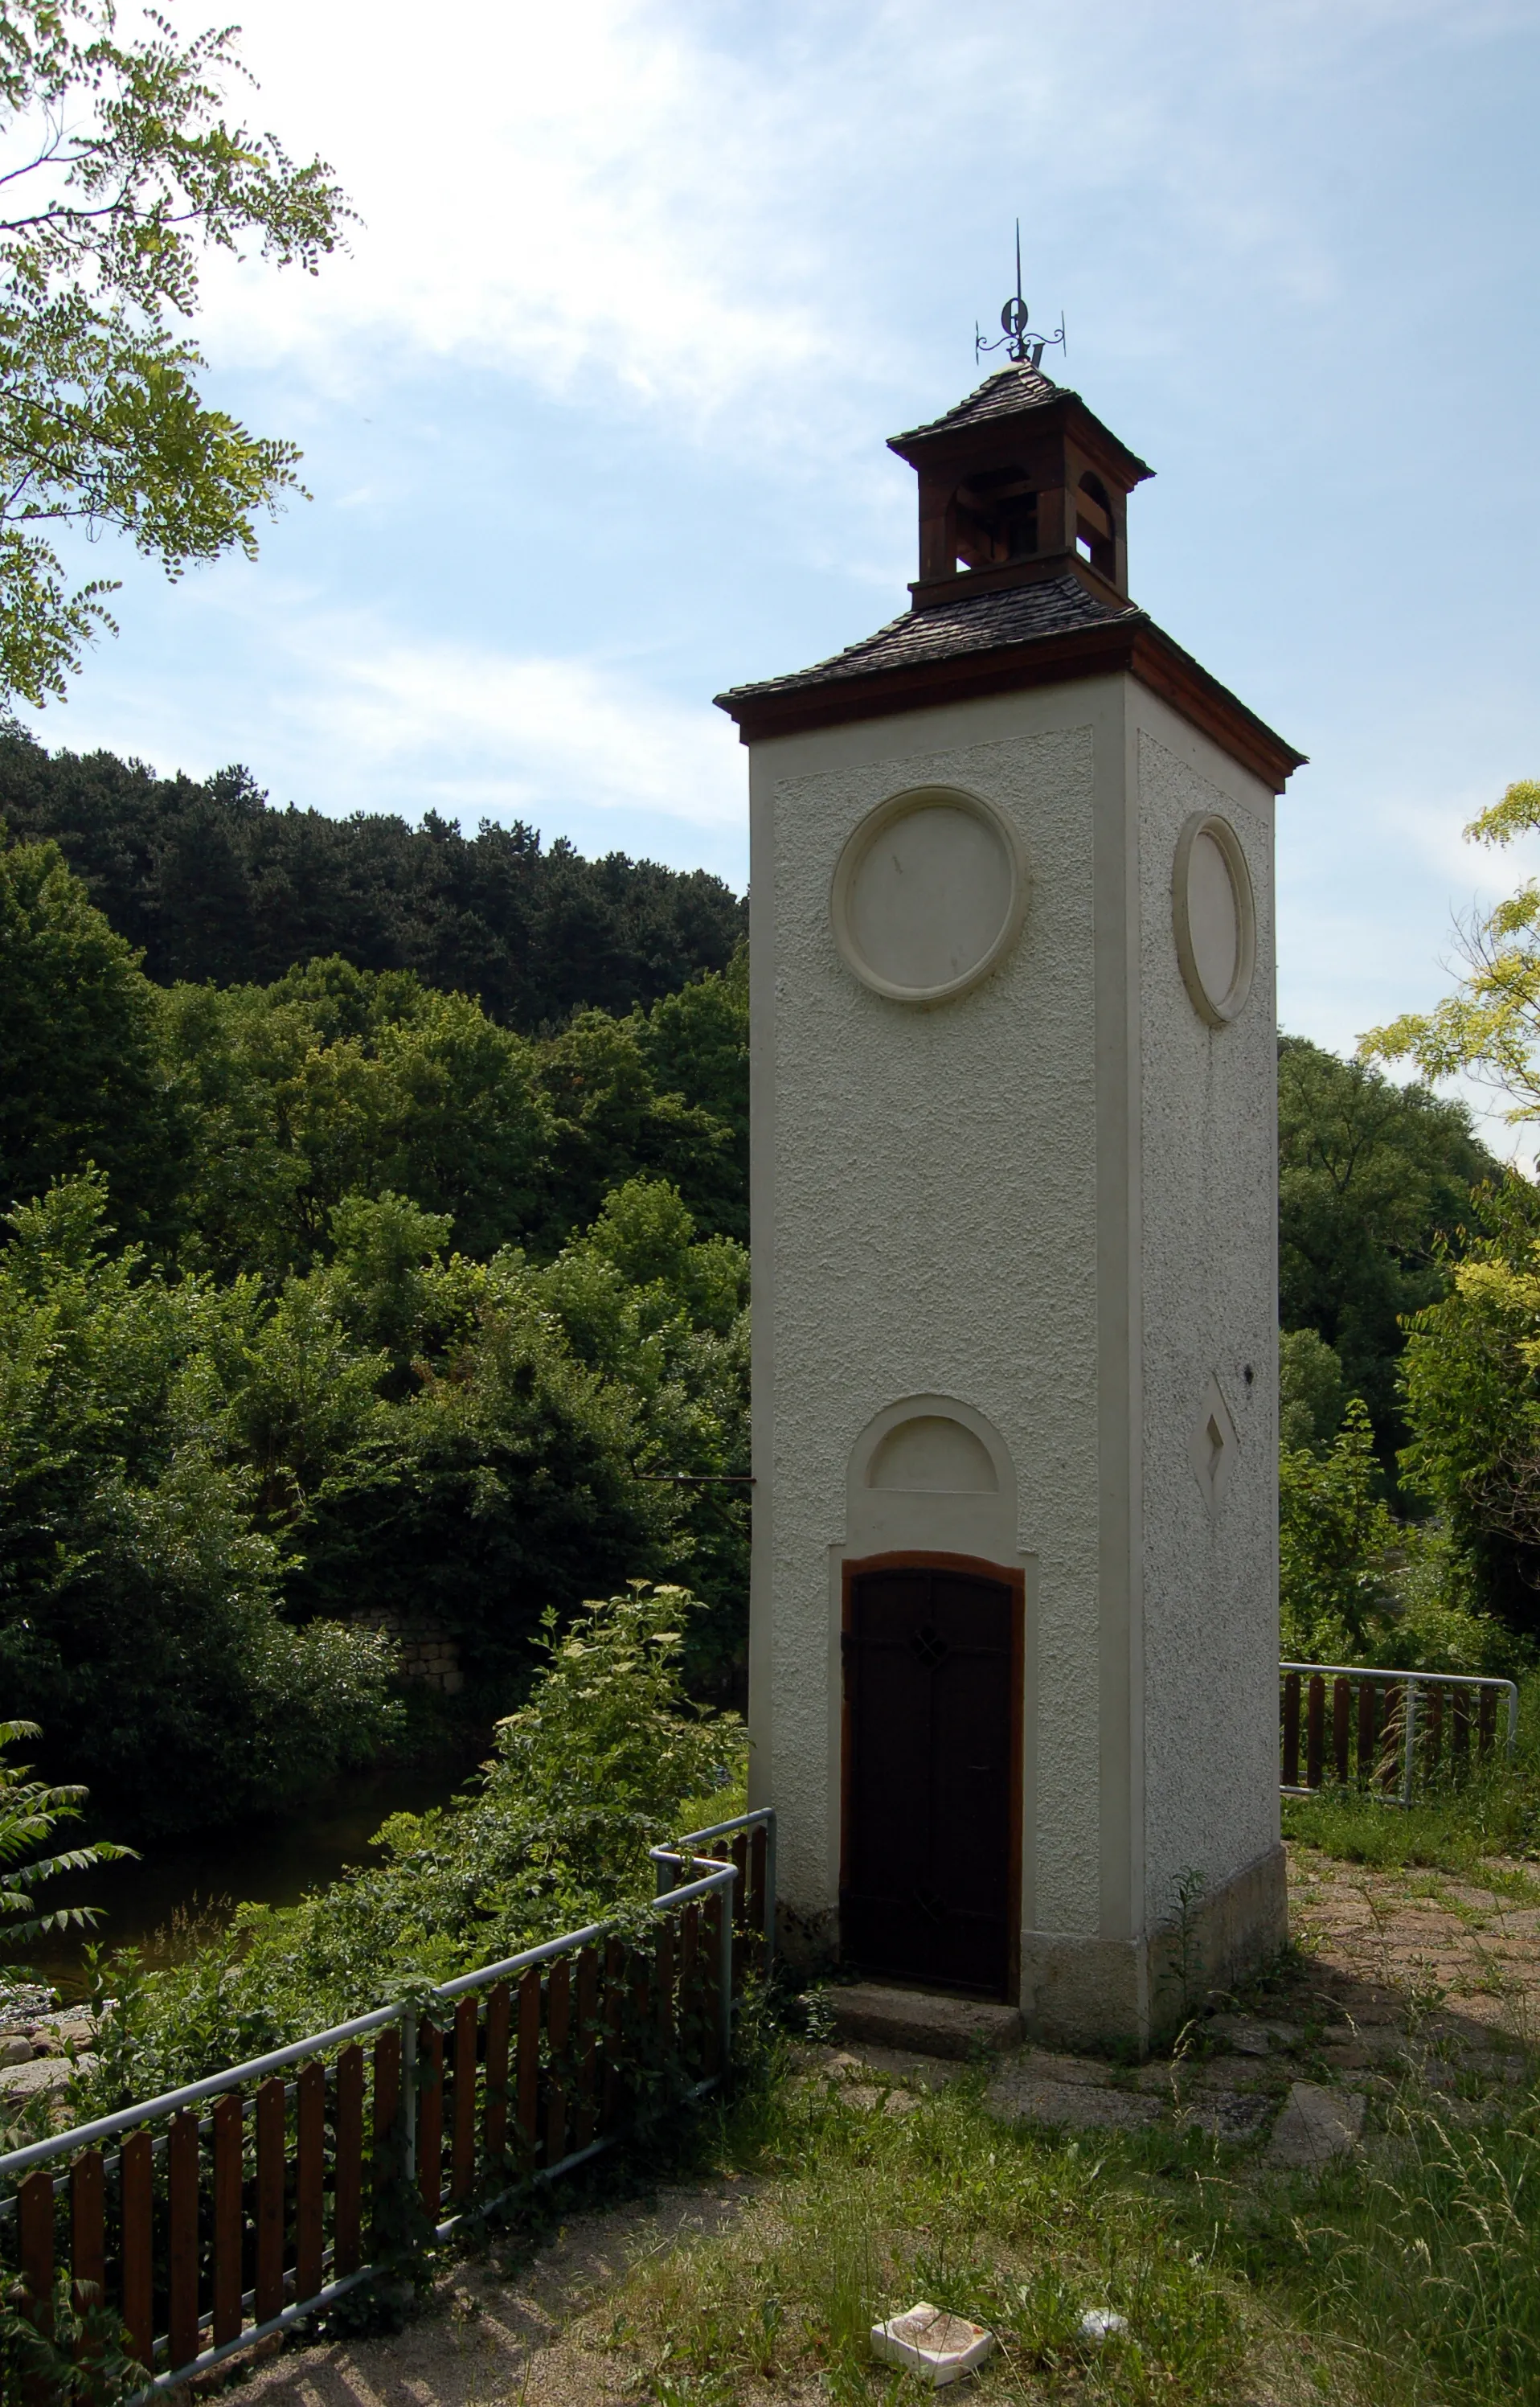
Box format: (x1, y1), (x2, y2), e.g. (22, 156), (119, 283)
(717, 332), (1304, 2048)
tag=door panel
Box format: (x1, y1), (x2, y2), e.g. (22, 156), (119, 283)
(842, 1563), (1017, 1998)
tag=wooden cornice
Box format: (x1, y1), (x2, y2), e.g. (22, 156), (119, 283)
(719, 617), (1306, 794)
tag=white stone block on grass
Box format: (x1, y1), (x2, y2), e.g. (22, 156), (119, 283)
(871, 2302), (996, 2387)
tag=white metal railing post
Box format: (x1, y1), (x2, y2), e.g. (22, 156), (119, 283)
(764, 1813), (777, 1972)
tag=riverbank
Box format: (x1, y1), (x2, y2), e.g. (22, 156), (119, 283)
(16, 1746), (489, 1992)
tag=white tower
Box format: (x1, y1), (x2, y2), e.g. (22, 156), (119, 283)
(716, 357), (1304, 2048)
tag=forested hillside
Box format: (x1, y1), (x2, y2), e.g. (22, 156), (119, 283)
(1, 818), (750, 1842)
(0, 725), (746, 1027)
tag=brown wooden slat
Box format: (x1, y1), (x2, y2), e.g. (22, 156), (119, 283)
(731, 1833), (749, 1988)
(120, 2129), (154, 2375)
(749, 1826), (767, 1964)
(544, 1958), (571, 2168)
(417, 2021), (444, 2225)
(166, 2109), (201, 2371)
(656, 1916), (676, 2055)
(680, 1903), (700, 2075)
(1452, 1686), (1471, 1773)
(255, 2076), (286, 2324)
(484, 1982), (511, 2169)
(601, 1936), (625, 2130)
(17, 2164), (54, 2334)
(450, 1995), (478, 2204)
(373, 2024), (401, 2205)
(1305, 1674), (1325, 1789)
(516, 1966), (541, 2168)
(1282, 1672), (1301, 1786)
(1480, 1686), (1497, 1754)
(296, 2060), (326, 2305)
(1358, 1679), (1377, 1786)
(1333, 1678), (1351, 1786)
(575, 1946), (600, 2151)
(702, 1892), (724, 2075)
(334, 2044), (364, 2277)
(71, 2147), (105, 2332)
(211, 2093), (244, 2348)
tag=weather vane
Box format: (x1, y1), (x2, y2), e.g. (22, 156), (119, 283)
(976, 221), (1065, 371)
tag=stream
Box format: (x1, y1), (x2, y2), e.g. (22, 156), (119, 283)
(20, 1753), (487, 1994)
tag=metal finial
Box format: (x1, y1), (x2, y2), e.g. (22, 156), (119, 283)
(974, 221), (1065, 371)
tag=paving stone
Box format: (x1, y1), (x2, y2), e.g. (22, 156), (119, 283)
(830, 1985), (1022, 2059)
(985, 2071), (1162, 2134)
(1264, 2081), (1366, 2170)
(1178, 2091), (1274, 2143)
(1204, 2015), (1272, 2056)
(0, 2051), (92, 2099)
(1010, 2049), (1116, 2088)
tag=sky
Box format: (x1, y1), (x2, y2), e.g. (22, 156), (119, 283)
(14, 0), (1540, 1154)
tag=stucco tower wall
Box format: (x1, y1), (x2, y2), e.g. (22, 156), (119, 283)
(746, 671), (1283, 2032)
(1130, 688), (1281, 1933)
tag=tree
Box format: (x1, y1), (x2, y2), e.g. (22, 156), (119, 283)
(0, 827), (186, 1242)
(0, 724), (749, 1020)
(1278, 1034), (1500, 1462)
(0, 1), (349, 702)
(1362, 778), (1540, 1119)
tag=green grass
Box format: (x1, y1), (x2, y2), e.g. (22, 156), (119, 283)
(604, 2057), (1302, 2405)
(587, 1980), (1540, 2407)
(1282, 1776), (1540, 1885)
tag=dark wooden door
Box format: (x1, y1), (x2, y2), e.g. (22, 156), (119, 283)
(842, 1563), (1017, 1999)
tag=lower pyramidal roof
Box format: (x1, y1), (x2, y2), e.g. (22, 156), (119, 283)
(715, 572), (1304, 793)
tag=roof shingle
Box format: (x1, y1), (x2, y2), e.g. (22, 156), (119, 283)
(716, 572), (1139, 707)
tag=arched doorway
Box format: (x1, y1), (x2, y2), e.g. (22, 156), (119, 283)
(841, 1552), (1023, 2000)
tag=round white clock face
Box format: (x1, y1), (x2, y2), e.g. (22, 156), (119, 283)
(1173, 811), (1255, 1025)
(831, 785), (1027, 1004)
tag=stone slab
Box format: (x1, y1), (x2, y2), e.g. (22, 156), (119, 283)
(1179, 2091), (1275, 2143)
(985, 2071), (1162, 2134)
(1265, 2081), (1366, 2170)
(830, 1985), (1023, 2060)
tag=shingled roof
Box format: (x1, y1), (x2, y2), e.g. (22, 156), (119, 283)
(890, 362), (1065, 442)
(717, 572), (1137, 707)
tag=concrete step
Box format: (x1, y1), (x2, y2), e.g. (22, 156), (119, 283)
(829, 1983), (1024, 2060)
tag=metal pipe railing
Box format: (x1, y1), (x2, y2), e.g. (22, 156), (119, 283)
(0, 1810), (776, 2401)
(1280, 1662), (1518, 1805)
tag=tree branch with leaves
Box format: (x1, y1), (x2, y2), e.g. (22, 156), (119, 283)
(1362, 779), (1540, 1121)
(0, 0), (350, 703)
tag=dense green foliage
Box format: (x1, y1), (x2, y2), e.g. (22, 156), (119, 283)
(0, 4), (348, 702)
(1278, 1033), (1500, 1464)
(73, 1585), (739, 2097)
(0, 726), (747, 1027)
(0, 828), (751, 1836)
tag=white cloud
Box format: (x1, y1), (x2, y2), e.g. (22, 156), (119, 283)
(272, 623), (747, 832)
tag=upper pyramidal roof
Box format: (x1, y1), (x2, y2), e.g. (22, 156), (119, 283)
(715, 358), (1303, 792)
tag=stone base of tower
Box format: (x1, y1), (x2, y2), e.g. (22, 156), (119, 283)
(1020, 1844), (1288, 2055)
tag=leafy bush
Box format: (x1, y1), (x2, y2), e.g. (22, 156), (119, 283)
(75, 1585), (742, 2099)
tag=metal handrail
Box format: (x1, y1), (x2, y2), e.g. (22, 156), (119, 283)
(0, 1862), (740, 2186)
(1280, 1660), (1519, 1806)
(649, 1804), (776, 1970)
(0, 1819), (778, 2401)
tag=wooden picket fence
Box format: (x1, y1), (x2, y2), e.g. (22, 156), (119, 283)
(1280, 1663), (1517, 1806)
(0, 1809), (773, 2401)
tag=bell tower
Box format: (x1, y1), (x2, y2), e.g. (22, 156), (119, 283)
(717, 322), (1304, 2048)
